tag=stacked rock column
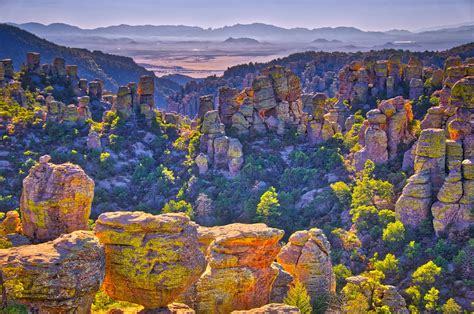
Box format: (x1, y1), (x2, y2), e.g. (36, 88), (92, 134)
(25, 52), (41, 74)
(138, 75), (155, 122)
(1, 59), (14, 79)
(0, 61), (4, 88)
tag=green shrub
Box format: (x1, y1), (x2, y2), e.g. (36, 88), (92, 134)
(382, 221), (405, 243)
(284, 281), (313, 314)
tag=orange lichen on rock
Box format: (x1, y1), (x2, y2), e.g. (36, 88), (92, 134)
(277, 228), (336, 301)
(0, 211), (21, 235)
(188, 223), (284, 313)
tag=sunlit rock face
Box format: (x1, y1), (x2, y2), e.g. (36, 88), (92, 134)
(94, 212), (206, 310)
(277, 228), (336, 301)
(0, 230), (105, 313)
(180, 223), (284, 314)
(20, 155), (94, 242)
(395, 56), (474, 237)
(354, 96), (414, 171)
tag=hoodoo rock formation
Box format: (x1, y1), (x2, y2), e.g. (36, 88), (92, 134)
(7, 44), (473, 311)
(20, 155), (95, 242)
(181, 223), (285, 313)
(277, 228), (336, 301)
(0, 231), (105, 313)
(198, 109), (244, 175)
(94, 212), (207, 310)
(337, 55), (424, 105)
(354, 96), (415, 170)
(0, 211), (21, 236)
(395, 57), (474, 237)
(220, 65), (306, 136)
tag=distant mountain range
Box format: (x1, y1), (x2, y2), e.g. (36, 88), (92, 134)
(9, 22), (474, 45)
(0, 24), (181, 107)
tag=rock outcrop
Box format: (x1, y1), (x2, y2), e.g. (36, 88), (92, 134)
(396, 128), (446, 226)
(276, 228), (336, 301)
(199, 110), (244, 175)
(354, 96), (414, 170)
(1, 59), (14, 80)
(396, 62), (473, 236)
(186, 223), (284, 313)
(0, 230), (105, 313)
(216, 66), (306, 137)
(231, 304), (301, 314)
(336, 55), (428, 106)
(94, 212), (206, 310)
(20, 155), (95, 242)
(198, 95), (214, 119)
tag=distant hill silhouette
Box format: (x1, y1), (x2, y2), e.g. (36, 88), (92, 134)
(11, 22), (474, 45)
(223, 37), (260, 44)
(312, 38), (342, 43)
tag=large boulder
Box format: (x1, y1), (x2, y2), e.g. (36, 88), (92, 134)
(450, 76), (474, 109)
(94, 212), (206, 310)
(219, 87), (240, 125)
(20, 155), (94, 242)
(264, 65), (302, 102)
(201, 110), (224, 136)
(0, 231), (105, 313)
(276, 228), (336, 301)
(191, 223), (284, 313)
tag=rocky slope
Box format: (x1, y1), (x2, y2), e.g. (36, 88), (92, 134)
(0, 24), (181, 106)
(0, 45), (473, 312)
(168, 43), (474, 117)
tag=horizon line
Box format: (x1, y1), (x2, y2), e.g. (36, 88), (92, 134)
(4, 20), (474, 33)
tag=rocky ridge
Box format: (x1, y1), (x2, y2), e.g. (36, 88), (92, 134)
(395, 57), (474, 238)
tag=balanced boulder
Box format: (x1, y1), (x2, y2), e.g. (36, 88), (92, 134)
(94, 212), (206, 310)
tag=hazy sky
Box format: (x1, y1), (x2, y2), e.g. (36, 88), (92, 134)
(0, 0), (472, 31)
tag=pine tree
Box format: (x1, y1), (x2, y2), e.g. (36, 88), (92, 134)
(256, 186), (280, 224)
(424, 287), (439, 312)
(284, 280), (313, 314)
(441, 298), (462, 314)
